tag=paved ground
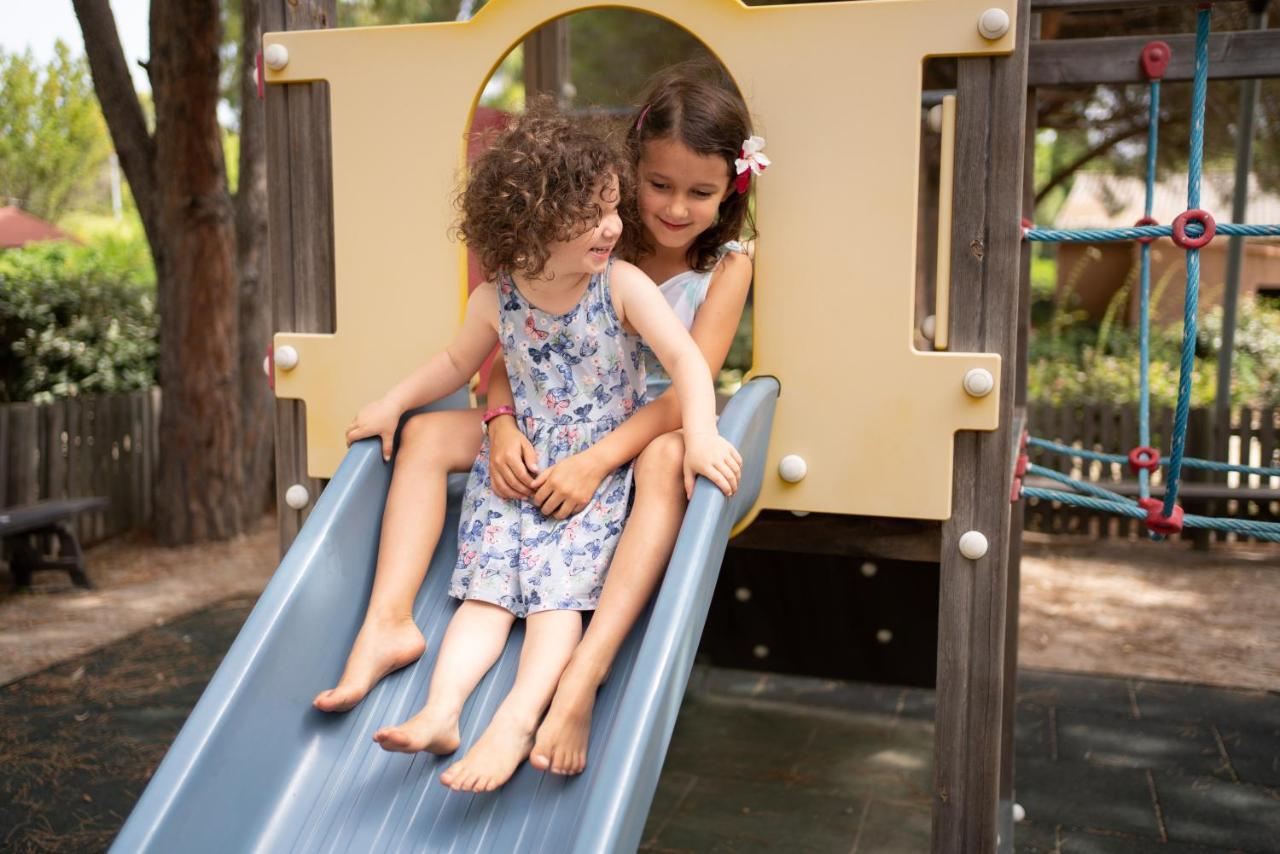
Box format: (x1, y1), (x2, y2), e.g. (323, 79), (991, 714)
(2, 598), (1276, 853)
(6, 528), (1276, 691)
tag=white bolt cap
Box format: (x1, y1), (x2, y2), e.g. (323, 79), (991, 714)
(978, 8), (1011, 39)
(284, 483), (310, 510)
(1013, 802), (1026, 823)
(734, 587), (752, 602)
(779, 454), (807, 483)
(959, 530), (989, 560)
(921, 314), (937, 341)
(926, 104), (944, 134)
(262, 355), (271, 377)
(275, 344), (299, 371)
(790, 509), (810, 517)
(752, 644), (769, 659)
(860, 561), (878, 578)
(263, 43), (290, 70)
(876, 629), (893, 644)
(964, 367), (994, 398)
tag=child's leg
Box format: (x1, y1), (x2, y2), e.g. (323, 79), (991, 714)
(373, 600), (515, 753)
(440, 608), (583, 792)
(314, 409), (483, 712)
(530, 431), (686, 775)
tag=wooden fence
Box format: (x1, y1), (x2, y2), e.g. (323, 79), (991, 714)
(1024, 403), (1280, 543)
(1, 389), (160, 547)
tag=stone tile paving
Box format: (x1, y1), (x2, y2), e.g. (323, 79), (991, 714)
(1011, 670), (1280, 854)
(1, 599), (1276, 853)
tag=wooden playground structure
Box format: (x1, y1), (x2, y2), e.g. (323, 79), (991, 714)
(257, 1), (1279, 851)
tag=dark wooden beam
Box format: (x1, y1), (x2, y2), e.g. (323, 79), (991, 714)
(730, 512), (941, 563)
(523, 18), (570, 101)
(265, 0), (337, 556)
(1029, 29), (1280, 87)
(932, 0), (1029, 849)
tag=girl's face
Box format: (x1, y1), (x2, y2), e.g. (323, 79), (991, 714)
(637, 137), (733, 255)
(542, 173), (622, 279)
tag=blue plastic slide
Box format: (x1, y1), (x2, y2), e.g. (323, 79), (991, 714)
(112, 377), (778, 853)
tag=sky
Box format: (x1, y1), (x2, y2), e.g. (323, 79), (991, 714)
(1, 0), (152, 91)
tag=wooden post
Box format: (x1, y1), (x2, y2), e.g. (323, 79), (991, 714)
(1214, 2), (1269, 482)
(932, 1), (1030, 850)
(523, 17), (570, 102)
(998, 40), (1038, 850)
(265, 0), (338, 556)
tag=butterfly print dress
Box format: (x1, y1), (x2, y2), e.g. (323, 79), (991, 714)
(449, 261), (648, 617)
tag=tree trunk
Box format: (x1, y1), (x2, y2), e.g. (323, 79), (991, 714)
(77, 0), (248, 545)
(148, 0), (244, 544)
(236, 0), (275, 519)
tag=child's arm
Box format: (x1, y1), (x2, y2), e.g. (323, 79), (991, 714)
(485, 355), (541, 499)
(611, 262), (743, 497)
(529, 253), (753, 517)
(346, 283), (499, 460)
(592, 252), (751, 469)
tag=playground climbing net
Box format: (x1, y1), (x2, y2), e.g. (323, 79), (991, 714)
(1016, 8), (1280, 543)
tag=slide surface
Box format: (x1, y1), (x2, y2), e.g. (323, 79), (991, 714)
(112, 378), (778, 854)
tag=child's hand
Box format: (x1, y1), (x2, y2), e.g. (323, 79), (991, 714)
(530, 449), (610, 520)
(345, 397), (402, 461)
(488, 417), (539, 500)
(682, 431), (743, 499)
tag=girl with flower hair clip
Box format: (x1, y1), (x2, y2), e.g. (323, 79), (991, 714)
(481, 63), (766, 776)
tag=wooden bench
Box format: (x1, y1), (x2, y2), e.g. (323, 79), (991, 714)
(0, 497), (108, 589)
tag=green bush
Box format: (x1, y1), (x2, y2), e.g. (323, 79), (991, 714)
(0, 235), (157, 403)
(1027, 296), (1280, 410)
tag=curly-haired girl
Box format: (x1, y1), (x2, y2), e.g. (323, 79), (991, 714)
(316, 103), (741, 793)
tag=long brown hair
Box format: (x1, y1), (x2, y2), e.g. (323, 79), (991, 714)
(618, 63), (756, 273)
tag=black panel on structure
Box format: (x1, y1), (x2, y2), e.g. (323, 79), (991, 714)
(699, 547), (940, 689)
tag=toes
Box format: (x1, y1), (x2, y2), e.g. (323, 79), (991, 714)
(529, 750), (550, 771)
(375, 729), (410, 752)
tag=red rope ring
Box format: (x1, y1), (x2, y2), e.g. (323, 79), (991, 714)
(1139, 497), (1184, 536)
(1127, 446), (1160, 475)
(1171, 209), (1216, 250)
(1134, 215), (1159, 246)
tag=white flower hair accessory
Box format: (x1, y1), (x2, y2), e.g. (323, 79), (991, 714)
(734, 136), (770, 194)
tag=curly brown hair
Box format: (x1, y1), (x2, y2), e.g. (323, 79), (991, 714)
(458, 98), (632, 279)
(617, 63), (757, 273)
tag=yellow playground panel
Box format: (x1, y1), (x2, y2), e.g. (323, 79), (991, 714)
(266, 0), (1017, 522)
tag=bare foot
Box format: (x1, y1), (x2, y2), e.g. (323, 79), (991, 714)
(439, 712), (535, 792)
(529, 663), (601, 776)
(373, 705), (461, 754)
(313, 617), (426, 712)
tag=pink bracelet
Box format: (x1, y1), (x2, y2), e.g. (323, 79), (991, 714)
(482, 405), (515, 425)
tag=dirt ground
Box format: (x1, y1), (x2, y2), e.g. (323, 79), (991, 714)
(1017, 533), (1280, 692)
(0, 517), (277, 686)
(1, 520), (1276, 691)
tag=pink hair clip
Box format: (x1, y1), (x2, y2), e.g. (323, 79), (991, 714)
(634, 103), (652, 132)
(734, 136), (770, 194)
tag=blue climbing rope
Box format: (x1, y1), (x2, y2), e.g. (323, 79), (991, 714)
(1020, 487), (1280, 542)
(1025, 437), (1280, 478)
(1020, 12), (1280, 540)
(1139, 74), (1160, 499)
(1026, 463), (1135, 504)
(1024, 223), (1280, 242)
(1164, 7), (1212, 517)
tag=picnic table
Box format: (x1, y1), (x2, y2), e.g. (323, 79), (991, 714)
(0, 497), (108, 589)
